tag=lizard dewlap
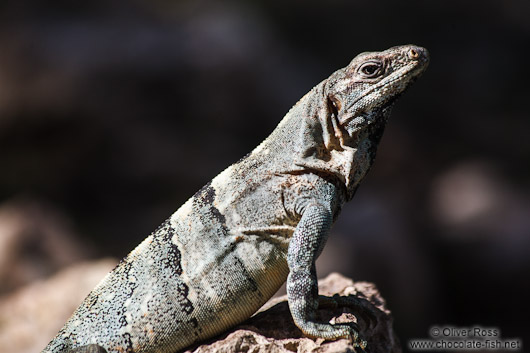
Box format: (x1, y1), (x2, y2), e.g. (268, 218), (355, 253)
(42, 45), (428, 353)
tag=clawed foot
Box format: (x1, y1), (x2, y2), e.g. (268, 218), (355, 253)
(318, 294), (379, 330)
(344, 325), (367, 352)
(315, 294), (380, 351)
(351, 332), (368, 352)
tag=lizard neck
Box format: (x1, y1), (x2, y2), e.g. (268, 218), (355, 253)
(249, 80), (387, 199)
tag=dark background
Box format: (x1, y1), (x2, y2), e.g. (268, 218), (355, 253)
(1, 0), (529, 350)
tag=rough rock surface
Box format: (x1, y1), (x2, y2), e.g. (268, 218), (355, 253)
(185, 272), (400, 353)
(0, 198), (96, 294)
(0, 258), (117, 353)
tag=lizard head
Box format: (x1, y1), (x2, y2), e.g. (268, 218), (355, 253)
(290, 45), (428, 198)
(324, 45), (429, 144)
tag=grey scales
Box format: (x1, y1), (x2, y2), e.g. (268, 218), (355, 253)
(42, 45), (429, 353)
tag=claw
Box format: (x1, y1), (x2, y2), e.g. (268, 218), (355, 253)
(349, 329), (368, 352)
(349, 328), (359, 343)
(357, 338), (368, 350)
(331, 294), (379, 330)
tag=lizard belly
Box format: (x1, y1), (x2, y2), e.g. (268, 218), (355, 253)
(171, 218), (291, 346)
(162, 173), (293, 344)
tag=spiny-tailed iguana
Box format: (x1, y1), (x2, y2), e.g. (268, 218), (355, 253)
(42, 45), (429, 353)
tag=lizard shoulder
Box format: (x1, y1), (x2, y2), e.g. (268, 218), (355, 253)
(281, 172), (346, 220)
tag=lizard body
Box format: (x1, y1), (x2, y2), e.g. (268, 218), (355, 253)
(42, 45), (428, 353)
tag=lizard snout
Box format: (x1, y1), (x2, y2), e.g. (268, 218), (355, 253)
(407, 46), (429, 64)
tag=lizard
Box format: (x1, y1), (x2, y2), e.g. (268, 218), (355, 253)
(42, 44), (429, 353)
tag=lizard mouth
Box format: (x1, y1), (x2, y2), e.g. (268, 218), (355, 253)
(339, 51), (429, 126)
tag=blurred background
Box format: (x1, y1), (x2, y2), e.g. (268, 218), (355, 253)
(0, 0), (529, 352)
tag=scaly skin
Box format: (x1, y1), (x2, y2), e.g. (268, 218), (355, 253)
(42, 45), (429, 353)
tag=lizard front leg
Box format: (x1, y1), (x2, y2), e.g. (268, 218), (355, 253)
(287, 202), (366, 348)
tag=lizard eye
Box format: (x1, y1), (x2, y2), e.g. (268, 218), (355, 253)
(358, 60), (383, 78)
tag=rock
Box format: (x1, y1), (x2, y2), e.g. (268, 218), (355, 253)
(0, 198), (96, 294)
(0, 258), (117, 353)
(185, 272), (400, 353)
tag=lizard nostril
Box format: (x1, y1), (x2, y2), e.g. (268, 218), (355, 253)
(408, 48), (420, 60)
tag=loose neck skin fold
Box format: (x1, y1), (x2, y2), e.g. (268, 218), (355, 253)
(249, 78), (385, 199)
